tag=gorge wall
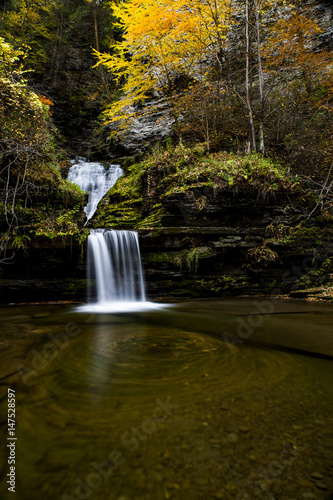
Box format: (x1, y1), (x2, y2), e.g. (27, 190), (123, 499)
(2, 154), (332, 304)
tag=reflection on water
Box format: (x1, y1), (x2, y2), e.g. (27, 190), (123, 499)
(0, 299), (333, 500)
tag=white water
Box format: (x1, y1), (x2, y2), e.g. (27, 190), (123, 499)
(68, 159), (123, 222)
(79, 229), (166, 313)
(88, 229), (146, 303)
(67, 160), (167, 313)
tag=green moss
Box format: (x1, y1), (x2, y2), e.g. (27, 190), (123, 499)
(145, 247), (218, 274)
(266, 219), (333, 248)
(297, 257), (333, 289)
(137, 204), (163, 228)
(91, 143), (298, 230)
(158, 148), (294, 199)
(170, 247), (218, 273)
(153, 275), (253, 297)
(0, 159), (87, 252)
(91, 162), (145, 229)
(145, 253), (174, 266)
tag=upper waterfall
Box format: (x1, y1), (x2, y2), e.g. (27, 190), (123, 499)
(68, 159), (123, 222)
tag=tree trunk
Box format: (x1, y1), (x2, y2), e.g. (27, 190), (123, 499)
(254, 0), (265, 155)
(93, 6), (99, 52)
(50, 8), (63, 85)
(92, 3), (108, 89)
(245, 0), (256, 152)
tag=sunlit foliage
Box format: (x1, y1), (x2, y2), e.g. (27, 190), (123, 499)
(94, 0), (232, 132)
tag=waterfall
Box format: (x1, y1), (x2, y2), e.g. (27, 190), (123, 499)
(67, 159), (166, 312)
(68, 159), (123, 222)
(88, 229), (146, 304)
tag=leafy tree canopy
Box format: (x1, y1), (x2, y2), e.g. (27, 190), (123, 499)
(94, 0), (232, 128)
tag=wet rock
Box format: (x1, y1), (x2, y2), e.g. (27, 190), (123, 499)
(165, 482), (180, 490)
(7, 315), (31, 321)
(136, 474), (146, 489)
(298, 479), (313, 488)
(182, 479), (191, 490)
(225, 483), (237, 492)
(310, 471), (324, 480)
(209, 439), (221, 445)
(196, 477), (208, 486)
(315, 481), (328, 490)
(227, 433), (238, 443)
(109, 98), (174, 156)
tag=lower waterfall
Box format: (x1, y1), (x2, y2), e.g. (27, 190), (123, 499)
(88, 229), (146, 303)
(79, 229), (164, 312)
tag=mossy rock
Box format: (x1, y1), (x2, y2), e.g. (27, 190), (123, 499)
(91, 143), (303, 230)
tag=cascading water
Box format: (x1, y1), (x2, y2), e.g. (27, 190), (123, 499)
(68, 158), (123, 222)
(67, 159), (164, 312)
(88, 229), (146, 304)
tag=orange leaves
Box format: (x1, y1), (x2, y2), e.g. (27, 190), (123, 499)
(262, 6), (333, 112)
(37, 94), (54, 107)
(262, 11), (324, 70)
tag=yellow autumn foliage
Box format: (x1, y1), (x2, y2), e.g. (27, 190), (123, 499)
(94, 0), (232, 130)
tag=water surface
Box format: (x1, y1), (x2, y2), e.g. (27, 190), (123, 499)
(1, 299), (333, 500)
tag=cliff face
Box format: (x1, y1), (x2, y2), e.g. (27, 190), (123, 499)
(85, 146), (333, 301)
(1, 166), (332, 304)
(95, 0), (333, 162)
(105, 97), (175, 158)
(1, 1), (332, 304)
(138, 204), (333, 300)
(2, 201), (331, 305)
(316, 1), (333, 50)
(0, 245), (86, 304)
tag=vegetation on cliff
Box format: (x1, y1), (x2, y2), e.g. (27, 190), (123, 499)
(91, 142), (299, 229)
(0, 0), (332, 294)
(95, 0), (333, 173)
(92, 142), (333, 300)
(0, 37), (87, 257)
